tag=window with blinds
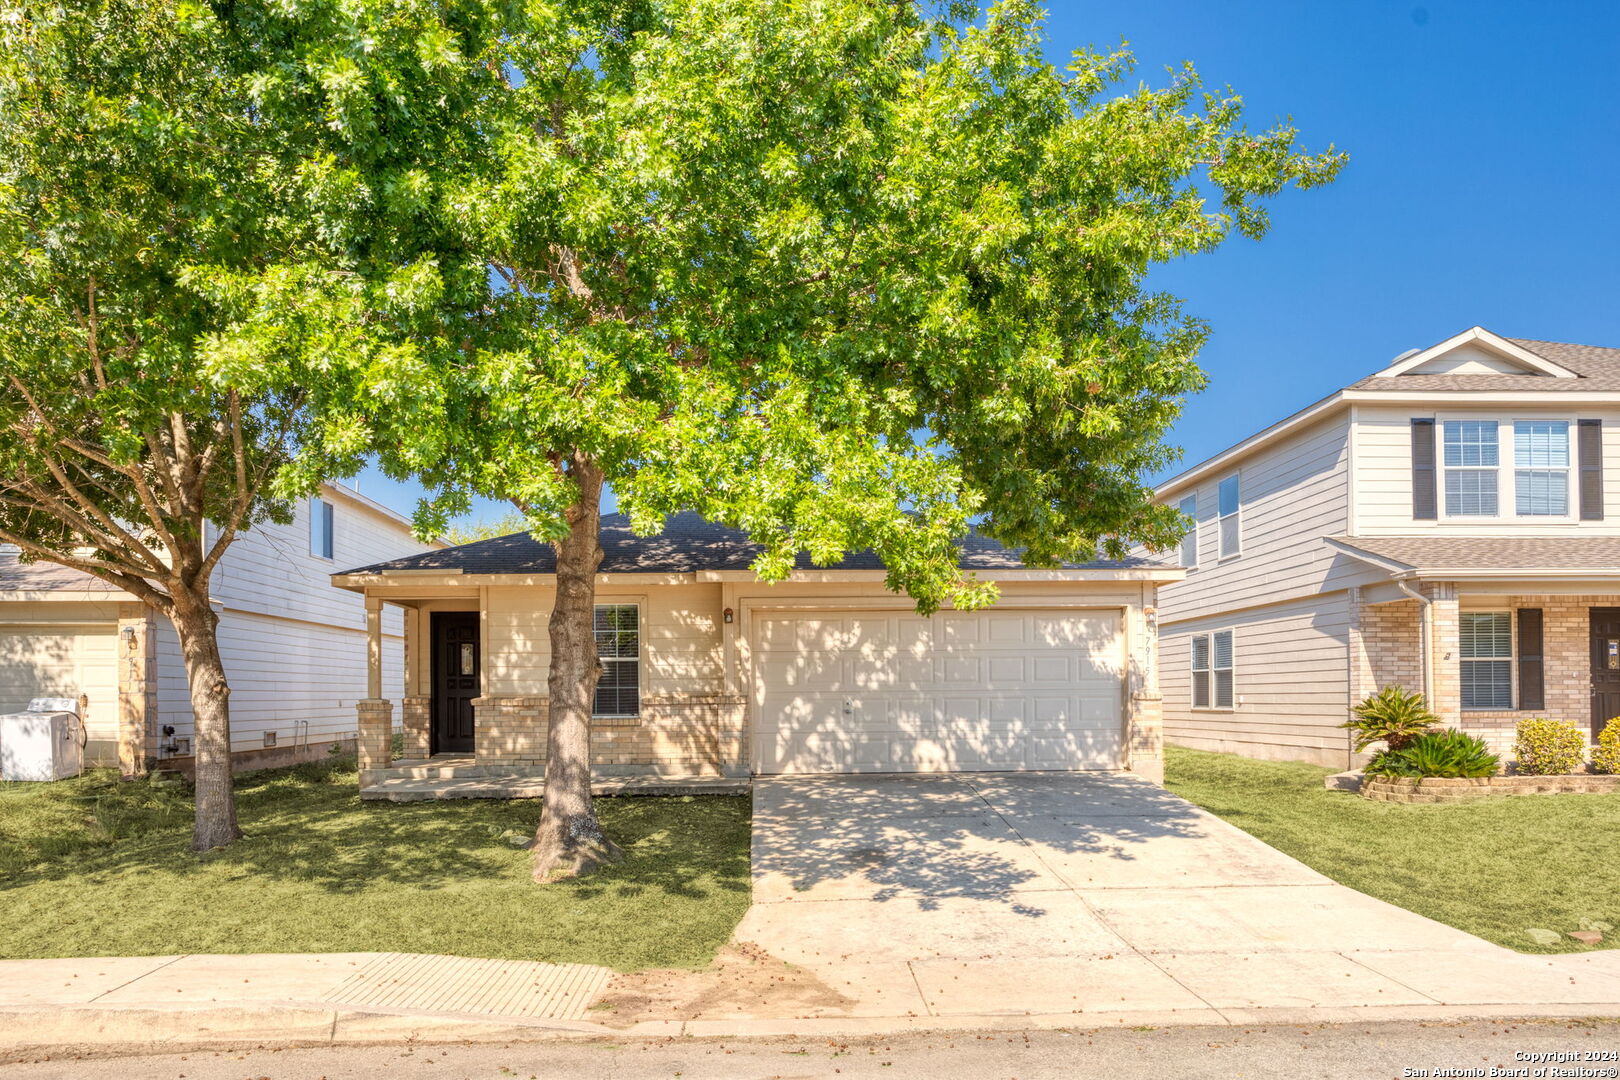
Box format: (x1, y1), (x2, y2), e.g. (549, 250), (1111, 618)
(593, 604), (641, 718)
(1443, 420), (1499, 516)
(1191, 630), (1235, 709)
(1514, 420), (1569, 516)
(1459, 611), (1512, 710)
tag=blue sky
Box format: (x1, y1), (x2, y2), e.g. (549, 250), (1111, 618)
(352, 0), (1620, 525)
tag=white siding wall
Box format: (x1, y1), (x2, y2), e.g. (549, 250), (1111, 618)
(1354, 402), (1620, 536)
(153, 487), (430, 754)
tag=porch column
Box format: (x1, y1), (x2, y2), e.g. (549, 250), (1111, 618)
(1427, 583), (1462, 722)
(1126, 589), (1165, 785)
(357, 595), (392, 777)
(115, 604), (156, 779)
(400, 606), (430, 759)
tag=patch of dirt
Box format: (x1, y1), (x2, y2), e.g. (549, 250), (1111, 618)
(590, 941), (854, 1026)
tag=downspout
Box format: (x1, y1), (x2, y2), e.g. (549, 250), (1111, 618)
(1394, 576), (1432, 703)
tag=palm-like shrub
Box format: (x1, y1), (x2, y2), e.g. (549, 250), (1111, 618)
(1514, 718), (1587, 776)
(1365, 729), (1500, 779)
(1343, 686), (1438, 752)
(1588, 719), (1619, 775)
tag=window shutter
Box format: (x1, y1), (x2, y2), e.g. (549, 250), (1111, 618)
(1411, 419), (1437, 520)
(1517, 608), (1544, 711)
(1579, 419), (1603, 521)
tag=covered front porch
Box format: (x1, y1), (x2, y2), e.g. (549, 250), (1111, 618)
(1334, 536), (1620, 754)
(337, 579), (750, 801)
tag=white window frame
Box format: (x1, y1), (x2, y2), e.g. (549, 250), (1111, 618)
(1190, 629), (1235, 711)
(592, 602), (642, 719)
(1216, 474), (1241, 560)
(1511, 419), (1573, 518)
(1435, 415), (1578, 524)
(1177, 494), (1198, 569)
(309, 497), (334, 560)
(1459, 609), (1515, 711)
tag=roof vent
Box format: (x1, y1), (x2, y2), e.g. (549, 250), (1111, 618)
(1390, 347), (1421, 364)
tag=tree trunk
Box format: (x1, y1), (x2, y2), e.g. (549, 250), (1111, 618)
(531, 454), (623, 881)
(171, 592), (241, 852)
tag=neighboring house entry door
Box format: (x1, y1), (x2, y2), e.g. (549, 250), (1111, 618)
(1590, 609), (1620, 742)
(432, 612), (480, 755)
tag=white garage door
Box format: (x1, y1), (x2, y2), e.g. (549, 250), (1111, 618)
(753, 608), (1125, 774)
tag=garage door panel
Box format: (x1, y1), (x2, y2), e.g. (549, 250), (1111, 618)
(755, 609), (1124, 774)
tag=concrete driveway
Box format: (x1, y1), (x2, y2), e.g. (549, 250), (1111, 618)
(732, 772), (1620, 1026)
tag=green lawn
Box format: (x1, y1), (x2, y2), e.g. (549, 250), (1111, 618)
(0, 756), (750, 970)
(1163, 744), (1620, 954)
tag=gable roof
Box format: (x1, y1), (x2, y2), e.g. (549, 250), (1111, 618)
(1328, 535), (1620, 577)
(1156, 328), (1620, 498)
(337, 511), (1170, 577)
(1350, 336), (1620, 393)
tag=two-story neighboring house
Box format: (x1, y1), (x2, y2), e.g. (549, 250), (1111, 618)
(1154, 326), (1620, 768)
(0, 481), (436, 775)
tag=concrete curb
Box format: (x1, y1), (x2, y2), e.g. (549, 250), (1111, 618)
(5, 999), (1620, 1058)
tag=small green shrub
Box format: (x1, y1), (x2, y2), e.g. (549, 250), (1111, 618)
(1342, 685), (1438, 752)
(1592, 718), (1620, 775)
(1513, 718), (1587, 776)
(1364, 729), (1500, 779)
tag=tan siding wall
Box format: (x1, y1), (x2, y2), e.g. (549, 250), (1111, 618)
(1162, 593), (1355, 768)
(1157, 414), (1354, 623)
(1354, 403), (1620, 535)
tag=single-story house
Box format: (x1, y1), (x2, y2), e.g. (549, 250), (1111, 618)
(331, 512), (1182, 791)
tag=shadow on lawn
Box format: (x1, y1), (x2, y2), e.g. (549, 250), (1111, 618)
(750, 771), (1209, 912)
(0, 759), (751, 902)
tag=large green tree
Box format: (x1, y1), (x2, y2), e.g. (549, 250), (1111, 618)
(0, 0), (394, 850)
(226, 0), (1342, 878)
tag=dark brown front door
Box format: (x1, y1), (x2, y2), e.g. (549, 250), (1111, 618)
(1590, 609), (1620, 741)
(432, 612), (480, 755)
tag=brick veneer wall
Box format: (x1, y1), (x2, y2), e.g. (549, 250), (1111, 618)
(1458, 595), (1618, 755)
(472, 693), (748, 776)
(400, 696), (430, 759)
(1362, 593), (1620, 757)
(1361, 599), (1422, 694)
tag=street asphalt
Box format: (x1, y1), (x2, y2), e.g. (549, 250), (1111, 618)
(3, 1018), (1618, 1079)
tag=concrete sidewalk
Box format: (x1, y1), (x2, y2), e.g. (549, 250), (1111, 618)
(1, 947), (1618, 1057)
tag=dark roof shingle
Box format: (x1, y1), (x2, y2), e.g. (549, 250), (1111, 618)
(340, 511), (1168, 577)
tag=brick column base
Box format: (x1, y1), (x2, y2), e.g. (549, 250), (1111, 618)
(401, 696), (430, 760)
(1128, 690), (1165, 785)
(356, 698), (394, 781)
